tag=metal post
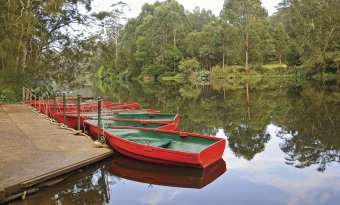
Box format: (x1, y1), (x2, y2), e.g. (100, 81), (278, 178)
(97, 97), (102, 142)
(22, 87), (25, 104)
(26, 89), (28, 106)
(25, 88), (28, 104)
(63, 93), (66, 125)
(53, 96), (57, 120)
(45, 93), (49, 116)
(77, 95), (81, 130)
(39, 96), (42, 112)
(29, 92), (32, 107)
(34, 95), (36, 109)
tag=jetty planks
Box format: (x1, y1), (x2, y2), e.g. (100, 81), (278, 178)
(0, 104), (113, 203)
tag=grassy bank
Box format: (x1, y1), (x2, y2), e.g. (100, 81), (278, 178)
(157, 63), (339, 84)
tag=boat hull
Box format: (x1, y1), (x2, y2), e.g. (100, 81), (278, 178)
(31, 100), (139, 117)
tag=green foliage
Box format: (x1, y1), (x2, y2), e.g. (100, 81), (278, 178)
(141, 64), (165, 78)
(210, 65), (227, 79)
(159, 73), (186, 83)
(0, 69), (30, 102)
(32, 83), (57, 98)
(220, 0), (271, 69)
(1, 0), (337, 90)
(0, 89), (16, 103)
(260, 64), (288, 75)
(276, 0), (340, 73)
(194, 71), (210, 85)
(113, 0), (334, 79)
(178, 58), (200, 74)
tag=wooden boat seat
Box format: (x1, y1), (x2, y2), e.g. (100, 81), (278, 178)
(124, 137), (172, 148)
(150, 138), (172, 147)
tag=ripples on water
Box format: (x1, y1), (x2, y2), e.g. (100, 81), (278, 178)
(17, 80), (340, 205)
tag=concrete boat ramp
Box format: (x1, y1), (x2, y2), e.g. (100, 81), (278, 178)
(0, 104), (113, 203)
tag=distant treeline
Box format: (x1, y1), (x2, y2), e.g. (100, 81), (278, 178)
(109, 0), (339, 79)
(0, 0), (339, 100)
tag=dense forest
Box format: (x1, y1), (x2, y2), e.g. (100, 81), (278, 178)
(0, 0), (339, 101)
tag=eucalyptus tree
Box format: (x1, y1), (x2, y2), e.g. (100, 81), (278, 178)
(0, 0), (94, 88)
(277, 0), (340, 74)
(119, 0), (190, 77)
(187, 7), (216, 32)
(220, 0), (271, 70)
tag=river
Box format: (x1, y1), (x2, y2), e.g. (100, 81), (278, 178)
(15, 78), (340, 205)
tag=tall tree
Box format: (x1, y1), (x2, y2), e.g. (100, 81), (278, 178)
(278, 0), (340, 74)
(220, 0), (270, 70)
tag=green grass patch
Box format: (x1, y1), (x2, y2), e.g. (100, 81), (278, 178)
(159, 73), (186, 83)
(262, 64), (288, 70)
(312, 73), (338, 81)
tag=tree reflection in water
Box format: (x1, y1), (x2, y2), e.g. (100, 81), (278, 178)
(19, 160), (119, 205)
(19, 154), (226, 204)
(275, 84), (340, 172)
(94, 79), (339, 172)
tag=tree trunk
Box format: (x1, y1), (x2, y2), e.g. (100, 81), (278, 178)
(279, 53), (282, 65)
(245, 29), (249, 71)
(115, 29), (119, 59)
(246, 83), (250, 120)
(337, 66), (339, 86)
(173, 28), (176, 48)
(22, 43), (27, 70)
(222, 38), (225, 70)
(244, 1), (249, 72)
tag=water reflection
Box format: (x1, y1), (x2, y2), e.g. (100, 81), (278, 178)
(17, 154), (226, 205)
(88, 79), (339, 172)
(108, 154), (226, 189)
(274, 85), (340, 172)
(16, 159), (114, 205)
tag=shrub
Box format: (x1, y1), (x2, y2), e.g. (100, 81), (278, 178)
(211, 65), (227, 79)
(0, 89), (16, 103)
(178, 58), (200, 75)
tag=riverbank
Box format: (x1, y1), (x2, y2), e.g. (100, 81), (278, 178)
(151, 64), (339, 84)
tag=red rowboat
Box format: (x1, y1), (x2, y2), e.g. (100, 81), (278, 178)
(104, 127), (226, 168)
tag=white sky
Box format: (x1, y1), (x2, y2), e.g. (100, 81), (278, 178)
(91, 0), (282, 19)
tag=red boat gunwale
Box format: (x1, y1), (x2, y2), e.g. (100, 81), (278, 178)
(83, 119), (178, 139)
(32, 101), (139, 117)
(54, 109), (167, 129)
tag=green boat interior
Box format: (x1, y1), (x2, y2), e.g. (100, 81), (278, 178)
(85, 120), (164, 129)
(106, 128), (217, 154)
(98, 113), (177, 121)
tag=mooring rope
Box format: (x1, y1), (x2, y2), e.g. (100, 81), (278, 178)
(25, 103), (108, 147)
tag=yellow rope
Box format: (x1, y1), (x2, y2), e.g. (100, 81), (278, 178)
(26, 104), (97, 142)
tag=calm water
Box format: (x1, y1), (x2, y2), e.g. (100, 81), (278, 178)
(15, 79), (340, 205)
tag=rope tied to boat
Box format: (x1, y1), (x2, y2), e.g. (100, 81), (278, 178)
(94, 140), (109, 148)
(27, 104), (92, 140)
(25, 98), (110, 148)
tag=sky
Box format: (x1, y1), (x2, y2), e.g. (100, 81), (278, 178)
(91, 0), (282, 19)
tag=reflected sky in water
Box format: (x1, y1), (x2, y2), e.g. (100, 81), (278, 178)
(16, 80), (340, 205)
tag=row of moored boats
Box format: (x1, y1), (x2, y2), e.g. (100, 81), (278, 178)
(29, 98), (226, 168)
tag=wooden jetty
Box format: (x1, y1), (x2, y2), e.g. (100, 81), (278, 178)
(0, 104), (113, 203)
